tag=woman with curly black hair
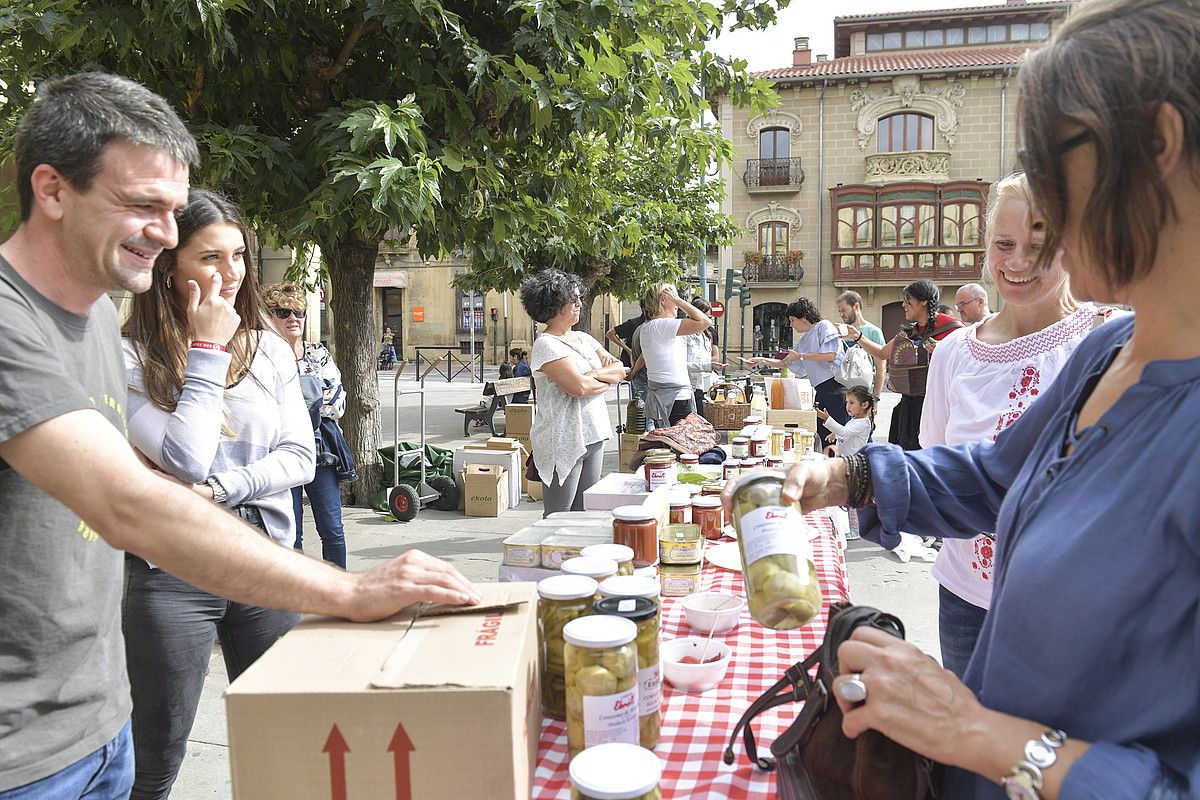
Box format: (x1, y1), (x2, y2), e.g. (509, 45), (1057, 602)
(748, 296), (850, 451)
(521, 269), (626, 515)
(849, 279), (961, 449)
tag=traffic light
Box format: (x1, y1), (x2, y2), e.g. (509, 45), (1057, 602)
(724, 268), (751, 307)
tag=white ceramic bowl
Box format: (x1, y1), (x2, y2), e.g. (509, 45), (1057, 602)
(680, 592), (744, 634)
(661, 637), (732, 692)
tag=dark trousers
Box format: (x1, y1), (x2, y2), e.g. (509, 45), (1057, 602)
(123, 559), (300, 800)
(814, 378), (851, 452)
(693, 389), (706, 420)
(938, 585), (987, 678)
(292, 464), (347, 568)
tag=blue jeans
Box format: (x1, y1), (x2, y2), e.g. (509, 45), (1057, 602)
(938, 584), (987, 678)
(292, 464), (347, 568)
(0, 720), (133, 800)
(122, 559), (300, 800)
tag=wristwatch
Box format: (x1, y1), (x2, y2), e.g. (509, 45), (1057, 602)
(205, 475), (228, 505)
(1001, 729), (1066, 800)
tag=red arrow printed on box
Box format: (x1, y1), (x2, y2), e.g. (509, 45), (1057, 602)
(323, 725), (350, 800)
(388, 722), (416, 800)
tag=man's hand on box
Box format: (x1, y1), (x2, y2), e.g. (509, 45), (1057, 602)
(348, 550), (482, 621)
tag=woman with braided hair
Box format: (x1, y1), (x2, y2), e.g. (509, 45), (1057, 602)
(848, 279), (961, 450)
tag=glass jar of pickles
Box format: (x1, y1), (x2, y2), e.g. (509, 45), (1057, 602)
(690, 495), (724, 540)
(612, 506), (658, 567)
(569, 742), (663, 800)
(598, 575), (660, 602)
(562, 556), (620, 584)
(580, 544), (635, 576)
(538, 575), (600, 720)
(594, 596), (660, 748)
(728, 473), (822, 630)
(658, 523), (701, 564)
(563, 616), (640, 758)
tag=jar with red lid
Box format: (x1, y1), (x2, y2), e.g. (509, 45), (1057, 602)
(691, 495), (724, 540)
(612, 505), (658, 567)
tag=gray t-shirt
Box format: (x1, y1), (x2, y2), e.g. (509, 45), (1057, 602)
(0, 256), (130, 790)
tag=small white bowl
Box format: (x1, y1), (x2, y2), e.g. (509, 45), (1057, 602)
(681, 592), (744, 635)
(661, 637), (732, 692)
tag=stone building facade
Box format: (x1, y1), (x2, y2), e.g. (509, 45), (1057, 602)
(716, 0), (1070, 354)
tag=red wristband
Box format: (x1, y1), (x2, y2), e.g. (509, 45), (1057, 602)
(190, 340), (228, 352)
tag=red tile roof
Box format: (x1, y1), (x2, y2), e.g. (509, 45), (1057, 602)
(754, 45), (1032, 80)
(833, 2), (1067, 22)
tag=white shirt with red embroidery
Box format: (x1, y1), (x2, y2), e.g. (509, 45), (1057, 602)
(920, 303), (1119, 609)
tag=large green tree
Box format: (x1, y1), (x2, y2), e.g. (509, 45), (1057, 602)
(0, 0), (780, 501)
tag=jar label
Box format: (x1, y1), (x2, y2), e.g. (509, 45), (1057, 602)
(738, 506), (812, 584)
(648, 465), (673, 490)
(504, 545), (538, 567)
(638, 665), (661, 715)
(582, 687), (640, 748)
(661, 541), (700, 563)
(660, 574), (699, 595)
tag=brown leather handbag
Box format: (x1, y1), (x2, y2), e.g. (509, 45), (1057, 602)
(886, 321), (962, 396)
(723, 603), (940, 800)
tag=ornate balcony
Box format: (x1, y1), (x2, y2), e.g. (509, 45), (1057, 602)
(864, 151), (951, 184)
(745, 254), (804, 283)
(743, 158), (805, 193)
(831, 248), (983, 284)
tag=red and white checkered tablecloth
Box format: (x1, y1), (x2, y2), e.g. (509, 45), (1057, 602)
(531, 511), (850, 799)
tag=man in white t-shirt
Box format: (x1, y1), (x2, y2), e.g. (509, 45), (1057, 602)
(629, 283), (712, 428)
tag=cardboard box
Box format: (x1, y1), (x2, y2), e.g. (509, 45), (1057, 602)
(766, 408), (818, 431)
(503, 404), (535, 435)
(464, 464), (508, 517)
(485, 436), (520, 450)
(582, 472), (651, 511)
(526, 479), (543, 502)
(225, 583), (540, 800)
(455, 446), (523, 509)
(619, 432), (642, 472)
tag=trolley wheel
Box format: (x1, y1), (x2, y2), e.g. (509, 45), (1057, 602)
(388, 484), (421, 522)
(428, 475), (460, 512)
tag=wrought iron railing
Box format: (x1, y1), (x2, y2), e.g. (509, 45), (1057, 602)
(743, 157), (805, 189)
(744, 254), (804, 283)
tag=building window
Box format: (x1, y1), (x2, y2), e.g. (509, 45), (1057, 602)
(925, 28), (944, 47)
(988, 24), (1007, 42)
(946, 27), (963, 45)
(759, 127), (790, 161)
(877, 113), (935, 153)
(883, 31), (902, 49)
(1010, 22), (1030, 41)
(968, 25), (987, 44)
(753, 303), (791, 356)
(867, 32), (883, 51)
(758, 221), (789, 256)
(829, 181), (988, 278)
(905, 30), (924, 48)
(1031, 22), (1051, 39)
(456, 285), (486, 333)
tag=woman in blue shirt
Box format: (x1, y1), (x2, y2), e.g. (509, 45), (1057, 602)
(734, 2), (1200, 797)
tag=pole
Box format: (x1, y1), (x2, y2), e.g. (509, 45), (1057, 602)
(468, 289), (477, 383)
(739, 302), (746, 358)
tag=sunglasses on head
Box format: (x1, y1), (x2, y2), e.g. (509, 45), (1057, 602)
(271, 308), (306, 320)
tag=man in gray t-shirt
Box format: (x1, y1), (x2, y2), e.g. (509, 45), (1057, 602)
(0, 73), (479, 796)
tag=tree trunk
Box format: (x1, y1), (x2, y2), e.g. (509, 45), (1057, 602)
(326, 232), (384, 506)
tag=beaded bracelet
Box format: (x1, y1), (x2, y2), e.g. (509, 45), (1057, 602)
(190, 340), (228, 352)
(843, 453), (875, 508)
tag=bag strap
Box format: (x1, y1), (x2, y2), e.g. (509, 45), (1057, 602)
(723, 650), (820, 771)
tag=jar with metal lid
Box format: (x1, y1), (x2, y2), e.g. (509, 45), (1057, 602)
(598, 575), (660, 602)
(569, 742), (663, 800)
(593, 596), (660, 748)
(765, 455), (783, 468)
(690, 495), (724, 540)
(581, 544), (635, 576)
(659, 561), (702, 597)
(769, 428), (787, 457)
(538, 575), (600, 720)
(742, 414), (764, 427)
(730, 436), (750, 459)
(749, 434), (769, 458)
(612, 506), (658, 567)
(728, 473), (821, 630)
(643, 454), (676, 492)
(658, 523), (701, 564)
(632, 564), (659, 580)
(562, 556), (620, 584)
(563, 615), (640, 757)
(721, 459), (741, 481)
(667, 491), (692, 525)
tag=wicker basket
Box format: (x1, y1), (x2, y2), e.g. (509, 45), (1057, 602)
(704, 402), (752, 430)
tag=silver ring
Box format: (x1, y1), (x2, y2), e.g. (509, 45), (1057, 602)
(838, 673), (868, 703)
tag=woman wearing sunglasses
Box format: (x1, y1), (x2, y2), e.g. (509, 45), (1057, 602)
(261, 282), (351, 569)
(120, 189), (313, 799)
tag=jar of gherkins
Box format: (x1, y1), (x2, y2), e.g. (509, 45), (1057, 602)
(569, 742), (663, 800)
(728, 472), (822, 630)
(593, 596), (660, 748)
(562, 615), (640, 758)
(580, 544), (636, 576)
(537, 575), (600, 720)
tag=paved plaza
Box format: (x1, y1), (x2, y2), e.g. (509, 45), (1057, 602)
(173, 369), (939, 799)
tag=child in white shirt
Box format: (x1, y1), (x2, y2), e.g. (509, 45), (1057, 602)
(816, 386), (877, 540)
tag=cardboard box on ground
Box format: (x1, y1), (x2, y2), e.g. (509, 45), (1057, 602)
(225, 584), (540, 800)
(464, 464), (508, 517)
(454, 438), (527, 511)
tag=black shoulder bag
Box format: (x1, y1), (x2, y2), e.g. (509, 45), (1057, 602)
(724, 603), (941, 800)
